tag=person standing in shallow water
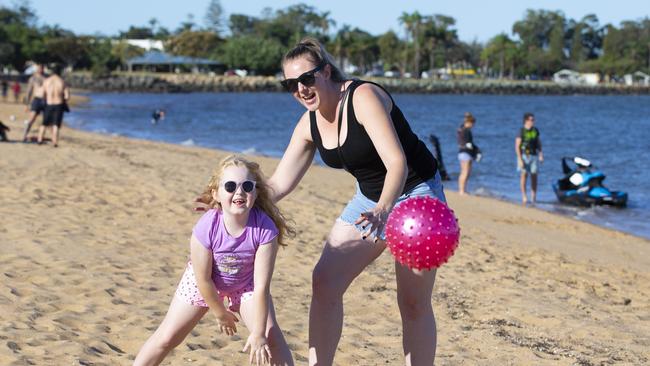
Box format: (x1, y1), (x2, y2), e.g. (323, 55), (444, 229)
(515, 112), (544, 205)
(456, 112), (480, 195)
(151, 109), (165, 124)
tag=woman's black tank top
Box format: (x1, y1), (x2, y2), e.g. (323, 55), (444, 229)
(310, 80), (438, 202)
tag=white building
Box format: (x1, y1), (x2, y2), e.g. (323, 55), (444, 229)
(623, 71), (650, 86)
(124, 39), (164, 51)
(553, 69), (600, 85)
(553, 69), (580, 84)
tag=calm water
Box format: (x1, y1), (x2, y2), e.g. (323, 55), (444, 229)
(67, 92), (650, 239)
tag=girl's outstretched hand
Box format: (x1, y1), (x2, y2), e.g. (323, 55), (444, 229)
(215, 311), (239, 336)
(243, 334), (272, 365)
(193, 197), (211, 212)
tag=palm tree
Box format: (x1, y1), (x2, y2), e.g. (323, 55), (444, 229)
(482, 33), (517, 78)
(398, 11), (424, 77)
(411, 12), (423, 77)
(421, 15), (457, 76)
(332, 25), (352, 71)
(398, 12), (414, 75)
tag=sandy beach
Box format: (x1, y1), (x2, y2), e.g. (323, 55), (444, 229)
(1, 95), (649, 365)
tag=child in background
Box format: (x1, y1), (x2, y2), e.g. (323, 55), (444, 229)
(11, 81), (21, 103)
(134, 155), (295, 366)
(0, 120), (9, 141)
(1, 79), (8, 101)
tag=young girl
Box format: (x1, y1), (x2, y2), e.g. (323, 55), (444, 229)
(134, 155), (295, 366)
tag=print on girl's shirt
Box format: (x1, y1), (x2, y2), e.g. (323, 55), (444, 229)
(217, 254), (242, 275)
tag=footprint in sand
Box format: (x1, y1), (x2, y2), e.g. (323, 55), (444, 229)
(84, 345), (105, 356)
(7, 341), (21, 353)
(102, 340), (125, 354)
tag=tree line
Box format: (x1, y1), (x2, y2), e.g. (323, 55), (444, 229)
(1, 1), (649, 79)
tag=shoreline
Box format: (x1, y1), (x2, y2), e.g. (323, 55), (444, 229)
(7, 93), (647, 245)
(467, 190), (648, 241)
(67, 90), (650, 241)
(67, 72), (650, 95)
(1, 95), (649, 365)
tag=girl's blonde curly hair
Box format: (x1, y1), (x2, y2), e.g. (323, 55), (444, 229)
(199, 155), (295, 246)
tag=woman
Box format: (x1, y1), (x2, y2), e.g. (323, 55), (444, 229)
(198, 37), (446, 365)
(269, 38), (447, 366)
(456, 112), (480, 195)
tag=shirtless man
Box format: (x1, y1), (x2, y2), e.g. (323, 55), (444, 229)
(23, 64), (46, 142)
(38, 64), (70, 147)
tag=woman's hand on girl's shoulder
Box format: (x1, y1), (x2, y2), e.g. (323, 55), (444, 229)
(193, 196), (211, 212)
(243, 334), (271, 365)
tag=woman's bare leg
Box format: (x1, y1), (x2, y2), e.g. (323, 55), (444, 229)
(458, 160), (472, 195)
(308, 220), (386, 366)
(395, 263), (437, 366)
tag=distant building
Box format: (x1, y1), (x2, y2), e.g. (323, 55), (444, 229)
(623, 71), (650, 86)
(343, 64), (359, 75)
(553, 69), (580, 84)
(580, 73), (600, 85)
(553, 69), (600, 85)
(126, 51), (223, 73)
(124, 39), (164, 51)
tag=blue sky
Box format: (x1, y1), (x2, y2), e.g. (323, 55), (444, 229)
(10, 0), (650, 42)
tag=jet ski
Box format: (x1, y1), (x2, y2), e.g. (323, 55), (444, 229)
(552, 157), (627, 207)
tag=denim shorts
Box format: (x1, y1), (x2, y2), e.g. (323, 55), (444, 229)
(518, 154), (539, 174)
(339, 172), (447, 240)
(458, 152), (472, 162)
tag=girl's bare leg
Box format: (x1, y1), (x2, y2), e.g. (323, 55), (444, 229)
(134, 296), (207, 366)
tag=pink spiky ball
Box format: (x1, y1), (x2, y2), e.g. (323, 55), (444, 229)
(385, 196), (460, 270)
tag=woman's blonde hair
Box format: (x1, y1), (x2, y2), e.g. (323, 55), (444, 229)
(199, 155), (295, 246)
(282, 37), (347, 82)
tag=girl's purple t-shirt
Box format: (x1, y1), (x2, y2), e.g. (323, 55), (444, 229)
(192, 208), (278, 293)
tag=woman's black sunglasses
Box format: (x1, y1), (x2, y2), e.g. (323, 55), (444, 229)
(223, 180), (256, 193)
(280, 63), (326, 93)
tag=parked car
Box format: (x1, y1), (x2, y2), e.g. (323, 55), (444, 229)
(384, 70), (401, 78)
(224, 69), (248, 77)
(365, 70), (383, 77)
